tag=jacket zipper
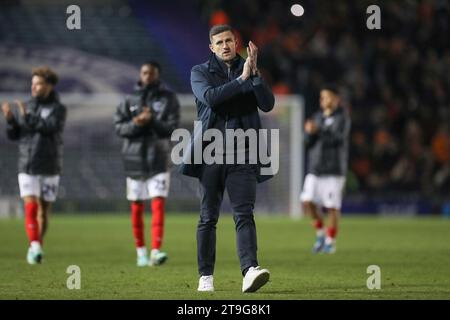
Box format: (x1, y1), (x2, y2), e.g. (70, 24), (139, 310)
(225, 66), (231, 129)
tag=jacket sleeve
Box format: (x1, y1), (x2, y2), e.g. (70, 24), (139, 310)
(6, 116), (21, 140)
(150, 93), (180, 139)
(304, 131), (318, 149)
(303, 112), (320, 148)
(191, 65), (245, 111)
(318, 111), (351, 147)
(248, 76), (275, 112)
(114, 98), (144, 138)
(24, 104), (66, 135)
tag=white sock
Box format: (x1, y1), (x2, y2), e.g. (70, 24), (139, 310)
(151, 249), (160, 255)
(316, 228), (325, 237)
(325, 236), (335, 245)
(30, 241), (41, 252)
(136, 247), (147, 257)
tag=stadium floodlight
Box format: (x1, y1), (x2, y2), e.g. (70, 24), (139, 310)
(291, 4), (305, 17)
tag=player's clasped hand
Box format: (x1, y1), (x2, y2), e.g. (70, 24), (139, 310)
(133, 106), (152, 126)
(1, 101), (14, 121)
(1, 100), (27, 121)
(304, 119), (319, 134)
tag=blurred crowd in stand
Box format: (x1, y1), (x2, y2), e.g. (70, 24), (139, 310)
(201, 0), (450, 200)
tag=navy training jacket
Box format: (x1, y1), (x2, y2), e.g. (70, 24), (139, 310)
(180, 54), (275, 183)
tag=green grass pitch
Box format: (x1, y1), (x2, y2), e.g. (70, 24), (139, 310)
(0, 214), (449, 299)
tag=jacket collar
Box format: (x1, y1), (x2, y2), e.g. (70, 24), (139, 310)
(323, 106), (343, 117)
(33, 90), (58, 104)
(208, 53), (244, 76)
(134, 81), (163, 94)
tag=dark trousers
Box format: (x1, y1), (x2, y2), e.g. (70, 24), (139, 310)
(197, 163), (259, 276)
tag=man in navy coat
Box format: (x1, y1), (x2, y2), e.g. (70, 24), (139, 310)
(180, 24), (275, 293)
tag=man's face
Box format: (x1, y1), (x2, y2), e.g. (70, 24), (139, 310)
(31, 75), (52, 98)
(320, 90), (339, 111)
(209, 30), (237, 62)
(140, 64), (160, 86)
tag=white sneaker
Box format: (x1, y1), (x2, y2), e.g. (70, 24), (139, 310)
(197, 275), (214, 292)
(242, 266), (270, 293)
(26, 246), (43, 265)
(136, 255), (149, 267)
(149, 249), (168, 266)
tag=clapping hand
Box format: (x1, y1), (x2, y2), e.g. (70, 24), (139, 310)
(1, 101), (14, 121)
(305, 120), (319, 134)
(133, 106), (152, 126)
(247, 41), (259, 76)
(242, 41), (259, 80)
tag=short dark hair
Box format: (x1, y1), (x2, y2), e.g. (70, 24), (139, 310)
(209, 24), (234, 42)
(142, 60), (161, 73)
(32, 66), (58, 85)
(322, 83), (340, 96)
